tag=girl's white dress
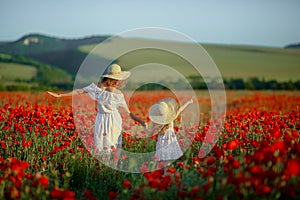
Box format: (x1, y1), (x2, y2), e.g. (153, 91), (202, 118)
(83, 83), (128, 153)
(155, 122), (183, 161)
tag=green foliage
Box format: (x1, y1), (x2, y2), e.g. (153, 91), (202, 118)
(135, 83), (169, 91)
(0, 54), (73, 91)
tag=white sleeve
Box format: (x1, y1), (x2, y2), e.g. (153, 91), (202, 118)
(82, 83), (97, 100)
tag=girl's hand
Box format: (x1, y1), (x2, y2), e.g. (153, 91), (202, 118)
(144, 122), (148, 129)
(47, 91), (61, 98)
(190, 96), (197, 103)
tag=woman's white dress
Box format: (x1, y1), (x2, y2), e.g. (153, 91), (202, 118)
(155, 122), (183, 161)
(83, 83), (129, 153)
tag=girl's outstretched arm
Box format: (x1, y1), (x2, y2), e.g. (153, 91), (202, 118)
(176, 96), (196, 117)
(47, 89), (86, 98)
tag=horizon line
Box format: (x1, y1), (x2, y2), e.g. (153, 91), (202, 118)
(0, 32), (298, 49)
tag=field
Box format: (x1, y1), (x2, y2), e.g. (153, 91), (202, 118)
(79, 38), (300, 81)
(204, 45), (300, 81)
(0, 90), (299, 199)
(0, 62), (36, 81)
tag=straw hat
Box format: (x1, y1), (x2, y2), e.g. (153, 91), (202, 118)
(148, 98), (179, 125)
(101, 64), (131, 80)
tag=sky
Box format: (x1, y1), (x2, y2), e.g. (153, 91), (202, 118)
(0, 0), (300, 47)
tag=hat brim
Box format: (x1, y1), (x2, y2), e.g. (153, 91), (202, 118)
(102, 71), (131, 80)
(148, 98), (178, 125)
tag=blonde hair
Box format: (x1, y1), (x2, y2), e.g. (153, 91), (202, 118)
(158, 123), (171, 135)
(149, 121), (172, 135)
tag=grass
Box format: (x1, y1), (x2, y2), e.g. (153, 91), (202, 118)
(78, 38), (300, 81)
(204, 44), (300, 81)
(0, 62), (37, 81)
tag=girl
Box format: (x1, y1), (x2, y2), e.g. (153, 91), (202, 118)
(147, 97), (194, 172)
(48, 64), (146, 164)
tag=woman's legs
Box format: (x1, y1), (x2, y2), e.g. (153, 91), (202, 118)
(114, 133), (123, 167)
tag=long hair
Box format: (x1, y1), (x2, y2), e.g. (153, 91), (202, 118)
(149, 121), (172, 136)
(158, 123), (171, 135)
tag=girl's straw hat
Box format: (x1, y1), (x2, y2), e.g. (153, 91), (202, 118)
(102, 64), (131, 80)
(148, 98), (179, 125)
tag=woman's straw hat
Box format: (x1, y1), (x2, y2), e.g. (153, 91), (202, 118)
(102, 64), (131, 80)
(148, 98), (179, 125)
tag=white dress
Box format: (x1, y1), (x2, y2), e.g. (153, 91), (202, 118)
(155, 122), (183, 161)
(83, 83), (129, 153)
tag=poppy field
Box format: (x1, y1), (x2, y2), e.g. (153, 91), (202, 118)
(0, 90), (300, 199)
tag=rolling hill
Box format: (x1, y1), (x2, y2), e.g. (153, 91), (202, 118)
(0, 33), (111, 75)
(0, 34), (299, 90)
(79, 37), (300, 82)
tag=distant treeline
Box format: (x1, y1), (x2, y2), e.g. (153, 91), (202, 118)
(225, 78), (300, 90)
(129, 77), (300, 91)
(190, 77), (300, 90)
(1, 74), (300, 91)
(2, 77), (300, 91)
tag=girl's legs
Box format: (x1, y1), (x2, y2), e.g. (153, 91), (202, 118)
(163, 160), (173, 175)
(156, 160), (173, 176)
(98, 152), (110, 165)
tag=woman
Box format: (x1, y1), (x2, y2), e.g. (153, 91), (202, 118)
(48, 64), (146, 165)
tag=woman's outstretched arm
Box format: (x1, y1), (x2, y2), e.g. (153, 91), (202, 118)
(121, 104), (146, 127)
(47, 89), (86, 98)
(129, 112), (147, 127)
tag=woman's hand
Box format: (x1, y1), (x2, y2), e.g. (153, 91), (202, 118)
(47, 91), (61, 98)
(141, 121), (147, 128)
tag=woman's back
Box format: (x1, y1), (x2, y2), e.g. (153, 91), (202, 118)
(83, 83), (128, 114)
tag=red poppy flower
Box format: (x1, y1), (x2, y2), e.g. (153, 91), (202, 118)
(250, 165), (264, 175)
(167, 167), (176, 174)
(198, 149), (206, 158)
(227, 140), (238, 150)
(206, 157), (216, 165)
(38, 176), (49, 188)
(139, 165), (149, 173)
(285, 158), (300, 176)
(50, 188), (75, 199)
(122, 180), (131, 189)
(232, 160), (240, 169)
(108, 191), (119, 200)
(83, 190), (97, 200)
